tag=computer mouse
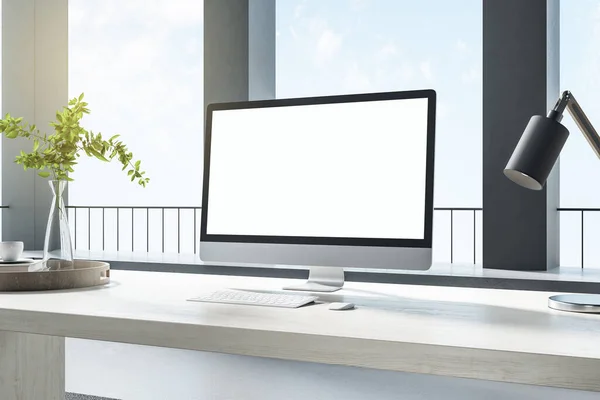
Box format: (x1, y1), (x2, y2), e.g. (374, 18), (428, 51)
(328, 302), (355, 311)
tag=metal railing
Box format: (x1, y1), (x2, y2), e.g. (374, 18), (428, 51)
(66, 205), (484, 264)
(436, 207), (482, 264)
(557, 207), (600, 268)
(31, 205), (600, 267)
(67, 206), (202, 254)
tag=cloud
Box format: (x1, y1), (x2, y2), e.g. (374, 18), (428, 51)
(294, 0), (307, 19)
(456, 40), (468, 53)
(184, 37), (200, 56)
(461, 65), (481, 84)
(420, 61), (434, 82)
(315, 28), (343, 65)
(68, 4), (86, 27)
(299, 17), (344, 66)
(344, 63), (372, 92)
(145, 0), (203, 25)
(584, 3), (600, 87)
(398, 63), (415, 81)
(72, 0), (203, 29)
(351, 0), (369, 11)
(437, 101), (450, 119)
(378, 41), (398, 59)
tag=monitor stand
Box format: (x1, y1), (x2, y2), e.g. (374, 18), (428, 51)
(283, 266), (344, 292)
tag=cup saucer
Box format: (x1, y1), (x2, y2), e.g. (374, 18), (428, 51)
(0, 258), (34, 265)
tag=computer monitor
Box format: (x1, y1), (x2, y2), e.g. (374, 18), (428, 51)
(201, 90), (436, 292)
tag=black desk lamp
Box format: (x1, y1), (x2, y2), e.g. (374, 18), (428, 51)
(504, 90), (600, 313)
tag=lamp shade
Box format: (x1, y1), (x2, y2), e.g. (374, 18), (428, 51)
(504, 115), (569, 190)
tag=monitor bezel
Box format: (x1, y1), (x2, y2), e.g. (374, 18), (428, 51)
(201, 90), (436, 249)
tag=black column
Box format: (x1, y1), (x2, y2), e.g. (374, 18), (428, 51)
(204, 0), (276, 107)
(204, 0), (250, 106)
(483, 0), (559, 270)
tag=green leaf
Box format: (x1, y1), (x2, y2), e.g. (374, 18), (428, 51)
(38, 171), (50, 178)
(89, 148), (109, 162)
(33, 139), (39, 151)
(78, 93), (84, 102)
(128, 169), (134, 176)
(135, 160), (141, 169)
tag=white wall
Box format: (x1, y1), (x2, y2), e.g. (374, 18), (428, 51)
(67, 339), (598, 400)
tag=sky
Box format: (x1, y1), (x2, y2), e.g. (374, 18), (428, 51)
(560, 0), (600, 267)
(68, 0), (204, 253)
(276, 0), (482, 209)
(63, 0), (599, 266)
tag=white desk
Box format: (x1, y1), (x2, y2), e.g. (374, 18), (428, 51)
(0, 270), (599, 399)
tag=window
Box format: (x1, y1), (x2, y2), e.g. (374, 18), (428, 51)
(560, 0), (600, 267)
(276, 0), (482, 263)
(68, 0), (203, 253)
(1, 1), (589, 275)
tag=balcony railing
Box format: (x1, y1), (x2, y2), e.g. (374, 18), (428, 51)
(557, 208), (600, 268)
(67, 206), (202, 254)
(66, 205), (483, 264)
(6, 205), (592, 267)
(435, 208), (482, 264)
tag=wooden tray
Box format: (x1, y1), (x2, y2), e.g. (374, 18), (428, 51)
(0, 260), (109, 291)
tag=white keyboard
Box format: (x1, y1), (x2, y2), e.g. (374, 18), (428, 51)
(188, 289), (318, 308)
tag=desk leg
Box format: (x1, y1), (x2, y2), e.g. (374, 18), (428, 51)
(0, 331), (65, 400)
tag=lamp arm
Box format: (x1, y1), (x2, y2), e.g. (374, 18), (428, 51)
(548, 90), (600, 159)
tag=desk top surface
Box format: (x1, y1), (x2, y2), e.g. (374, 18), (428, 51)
(0, 270), (599, 391)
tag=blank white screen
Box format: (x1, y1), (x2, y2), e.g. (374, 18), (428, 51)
(207, 98), (429, 239)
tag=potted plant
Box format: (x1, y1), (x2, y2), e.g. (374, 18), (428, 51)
(0, 93), (148, 267)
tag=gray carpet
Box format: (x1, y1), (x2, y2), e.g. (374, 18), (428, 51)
(66, 393), (120, 400)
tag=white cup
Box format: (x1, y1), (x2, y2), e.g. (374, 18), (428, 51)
(0, 241), (24, 262)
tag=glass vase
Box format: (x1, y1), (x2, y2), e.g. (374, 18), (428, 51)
(43, 180), (74, 269)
